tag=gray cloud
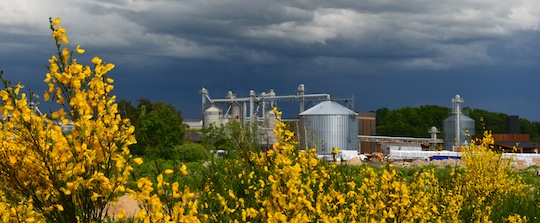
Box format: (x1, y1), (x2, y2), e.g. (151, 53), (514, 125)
(1, 0), (540, 121)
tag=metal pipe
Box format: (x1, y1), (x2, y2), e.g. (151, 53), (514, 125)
(200, 87), (208, 120)
(298, 84), (305, 113)
(452, 95), (463, 148)
(249, 90), (255, 124)
(243, 102), (247, 125)
(208, 93), (332, 103)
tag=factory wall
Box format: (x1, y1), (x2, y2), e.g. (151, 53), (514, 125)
(357, 112), (377, 154)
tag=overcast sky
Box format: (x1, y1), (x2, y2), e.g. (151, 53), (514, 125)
(1, 0), (539, 122)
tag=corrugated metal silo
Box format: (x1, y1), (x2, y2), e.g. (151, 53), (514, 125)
(443, 114), (475, 151)
(299, 101), (358, 154)
(204, 105), (222, 127)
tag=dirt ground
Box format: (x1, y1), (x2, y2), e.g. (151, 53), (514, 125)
(391, 159), (463, 168)
(105, 194), (140, 220)
(346, 157), (364, 166)
(347, 157), (463, 168)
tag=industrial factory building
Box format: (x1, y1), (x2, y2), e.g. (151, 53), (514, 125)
(194, 86), (537, 160)
(199, 85), (362, 157)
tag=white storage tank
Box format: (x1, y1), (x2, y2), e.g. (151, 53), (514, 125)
(443, 114), (475, 150)
(443, 95), (475, 151)
(231, 103), (242, 121)
(265, 109), (278, 129)
(262, 109), (278, 146)
(300, 101), (358, 155)
(204, 105), (222, 127)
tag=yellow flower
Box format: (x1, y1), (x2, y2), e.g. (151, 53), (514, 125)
(133, 158), (143, 165)
(52, 17), (61, 25)
(91, 192), (101, 201)
(229, 189), (237, 199)
(171, 182), (179, 192)
(75, 45), (85, 54)
(117, 209), (126, 219)
(180, 164), (188, 175)
(91, 56), (102, 65)
(164, 169), (174, 175)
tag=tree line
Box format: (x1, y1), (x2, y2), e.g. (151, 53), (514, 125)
(375, 105), (540, 141)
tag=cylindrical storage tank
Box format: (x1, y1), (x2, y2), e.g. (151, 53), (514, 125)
(262, 109), (278, 146)
(299, 101), (358, 155)
(231, 103), (242, 121)
(204, 105), (222, 127)
(265, 109), (278, 129)
(443, 114), (475, 151)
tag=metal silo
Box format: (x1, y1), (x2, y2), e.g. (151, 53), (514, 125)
(204, 105), (222, 127)
(443, 114), (475, 151)
(231, 103), (242, 121)
(299, 101), (358, 155)
(443, 95), (475, 151)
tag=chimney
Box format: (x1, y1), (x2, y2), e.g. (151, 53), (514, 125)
(505, 115), (520, 134)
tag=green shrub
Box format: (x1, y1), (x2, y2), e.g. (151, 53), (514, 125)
(174, 142), (210, 162)
(129, 156), (208, 190)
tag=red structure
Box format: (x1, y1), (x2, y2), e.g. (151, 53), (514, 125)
(491, 134), (539, 153)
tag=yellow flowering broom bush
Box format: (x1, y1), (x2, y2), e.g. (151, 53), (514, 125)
(457, 131), (529, 222)
(197, 107), (535, 222)
(125, 163), (201, 222)
(0, 18), (138, 222)
(197, 108), (470, 222)
(0, 17), (204, 223)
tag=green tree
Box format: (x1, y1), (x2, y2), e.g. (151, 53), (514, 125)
(375, 107), (390, 127)
(117, 99), (138, 124)
(534, 121), (540, 141)
(520, 119), (540, 142)
(468, 108), (507, 134)
(117, 98), (187, 158)
(376, 105), (448, 137)
(136, 102), (185, 158)
(137, 97), (153, 112)
(201, 121), (260, 160)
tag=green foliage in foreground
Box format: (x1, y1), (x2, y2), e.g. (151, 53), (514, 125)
(129, 156), (208, 191)
(396, 164), (540, 222)
(127, 154), (540, 223)
(174, 142), (210, 163)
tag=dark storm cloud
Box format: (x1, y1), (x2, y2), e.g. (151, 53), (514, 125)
(0, 0), (539, 121)
(102, 0), (537, 70)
